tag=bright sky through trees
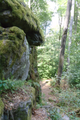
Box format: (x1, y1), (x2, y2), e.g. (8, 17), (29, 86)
(47, 0), (59, 33)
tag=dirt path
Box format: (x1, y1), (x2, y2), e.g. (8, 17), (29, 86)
(40, 79), (57, 104)
(32, 79), (54, 120)
(32, 79), (70, 120)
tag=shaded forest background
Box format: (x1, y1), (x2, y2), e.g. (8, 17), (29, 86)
(24, 0), (80, 88)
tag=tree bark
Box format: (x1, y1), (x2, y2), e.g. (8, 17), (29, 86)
(74, 0), (78, 33)
(59, 16), (62, 41)
(57, 0), (72, 85)
(67, 0), (75, 69)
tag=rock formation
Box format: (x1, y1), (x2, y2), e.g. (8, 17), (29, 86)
(0, 0), (43, 120)
(0, 26), (30, 80)
(0, 0), (44, 46)
(0, 0), (44, 80)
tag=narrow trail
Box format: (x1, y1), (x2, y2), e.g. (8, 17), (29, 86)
(32, 79), (70, 120)
(40, 79), (57, 104)
(32, 79), (55, 120)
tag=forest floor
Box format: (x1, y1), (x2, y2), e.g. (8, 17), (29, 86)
(32, 79), (80, 120)
(32, 79), (52, 120)
(32, 79), (69, 120)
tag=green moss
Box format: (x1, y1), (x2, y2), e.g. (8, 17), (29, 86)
(14, 106), (31, 120)
(6, 0), (39, 30)
(0, 0), (44, 43)
(9, 26), (25, 40)
(30, 87), (35, 108)
(0, 26), (26, 76)
(0, 98), (4, 117)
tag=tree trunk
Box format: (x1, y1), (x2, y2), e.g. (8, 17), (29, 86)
(57, 0), (72, 85)
(74, 0), (78, 33)
(67, 0), (75, 69)
(26, 0), (31, 8)
(27, 0), (33, 9)
(59, 16), (62, 41)
(29, 0), (31, 8)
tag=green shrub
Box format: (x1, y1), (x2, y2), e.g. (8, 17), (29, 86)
(0, 79), (25, 93)
(37, 34), (60, 79)
(56, 89), (80, 109)
(68, 65), (80, 88)
(48, 108), (62, 120)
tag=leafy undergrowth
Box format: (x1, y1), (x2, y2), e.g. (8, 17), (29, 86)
(50, 79), (80, 120)
(0, 79), (25, 94)
(0, 80), (36, 111)
(37, 78), (80, 120)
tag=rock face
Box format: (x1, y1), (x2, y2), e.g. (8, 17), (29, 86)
(0, 0), (44, 80)
(0, 0), (44, 45)
(28, 46), (39, 81)
(0, 26), (30, 80)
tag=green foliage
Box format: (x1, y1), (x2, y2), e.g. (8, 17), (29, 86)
(27, 80), (42, 103)
(66, 31), (80, 88)
(56, 90), (80, 108)
(69, 112), (80, 120)
(37, 2), (80, 87)
(30, 0), (53, 33)
(57, 0), (67, 16)
(37, 31), (60, 78)
(27, 80), (40, 88)
(68, 67), (80, 88)
(50, 85), (80, 119)
(53, 88), (80, 119)
(50, 77), (57, 86)
(48, 108), (62, 120)
(0, 79), (25, 93)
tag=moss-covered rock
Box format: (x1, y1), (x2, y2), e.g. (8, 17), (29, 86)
(2, 86), (35, 120)
(27, 46), (42, 103)
(0, 26), (30, 80)
(0, 0), (44, 45)
(28, 46), (39, 81)
(0, 98), (4, 119)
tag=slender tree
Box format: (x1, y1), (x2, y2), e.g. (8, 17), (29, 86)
(57, 0), (72, 85)
(67, 0), (75, 69)
(58, 15), (62, 41)
(28, 0), (31, 8)
(74, 0), (78, 33)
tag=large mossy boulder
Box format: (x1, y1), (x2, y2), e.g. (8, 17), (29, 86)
(0, 98), (4, 120)
(0, 0), (44, 45)
(0, 26), (30, 80)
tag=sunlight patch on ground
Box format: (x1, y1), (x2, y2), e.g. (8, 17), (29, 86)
(41, 79), (51, 89)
